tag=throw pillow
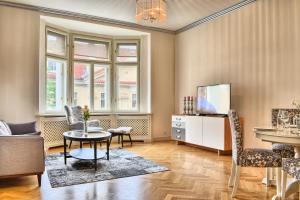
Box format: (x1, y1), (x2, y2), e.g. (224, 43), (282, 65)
(7, 122), (36, 135)
(0, 120), (12, 135)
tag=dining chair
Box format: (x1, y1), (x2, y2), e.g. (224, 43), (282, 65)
(266, 109), (296, 185)
(281, 158), (300, 200)
(228, 110), (282, 197)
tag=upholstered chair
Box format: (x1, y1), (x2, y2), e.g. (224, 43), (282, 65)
(228, 110), (282, 197)
(64, 105), (103, 148)
(281, 158), (300, 200)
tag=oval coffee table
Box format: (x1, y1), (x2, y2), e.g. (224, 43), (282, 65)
(63, 130), (111, 171)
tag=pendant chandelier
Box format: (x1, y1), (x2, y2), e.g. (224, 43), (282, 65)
(136, 0), (167, 23)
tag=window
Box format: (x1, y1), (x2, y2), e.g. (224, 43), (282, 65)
(73, 62), (91, 108)
(45, 29), (68, 112)
(132, 94), (137, 108)
(116, 43), (138, 62)
(94, 65), (110, 111)
(115, 41), (139, 111)
(74, 38), (109, 61)
(72, 36), (111, 112)
(43, 27), (140, 113)
(47, 31), (67, 56)
(46, 58), (66, 111)
(100, 93), (105, 108)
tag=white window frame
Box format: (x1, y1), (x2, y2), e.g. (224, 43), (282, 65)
(71, 34), (112, 112)
(44, 27), (69, 113)
(114, 40), (140, 112)
(42, 25), (141, 114)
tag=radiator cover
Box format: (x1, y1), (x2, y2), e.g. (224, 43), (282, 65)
(38, 114), (152, 148)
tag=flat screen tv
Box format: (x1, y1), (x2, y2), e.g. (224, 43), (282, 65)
(196, 84), (231, 115)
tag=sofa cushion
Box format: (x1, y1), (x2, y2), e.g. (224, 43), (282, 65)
(7, 122), (37, 135)
(0, 120), (12, 135)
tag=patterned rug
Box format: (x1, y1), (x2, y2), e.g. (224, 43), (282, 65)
(46, 148), (168, 188)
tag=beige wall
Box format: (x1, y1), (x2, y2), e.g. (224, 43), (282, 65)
(0, 6), (40, 123)
(175, 0), (300, 148)
(0, 6), (175, 139)
(151, 31), (175, 139)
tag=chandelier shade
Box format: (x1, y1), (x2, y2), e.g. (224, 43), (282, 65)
(136, 0), (167, 23)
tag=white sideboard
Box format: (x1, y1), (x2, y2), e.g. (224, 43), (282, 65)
(172, 115), (232, 154)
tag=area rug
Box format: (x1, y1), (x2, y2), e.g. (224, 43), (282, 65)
(45, 148), (168, 188)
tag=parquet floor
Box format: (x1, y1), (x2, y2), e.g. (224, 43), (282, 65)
(0, 141), (297, 200)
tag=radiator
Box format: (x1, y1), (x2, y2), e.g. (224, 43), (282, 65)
(38, 114), (152, 148)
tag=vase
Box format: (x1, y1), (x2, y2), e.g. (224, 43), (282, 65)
(84, 120), (88, 133)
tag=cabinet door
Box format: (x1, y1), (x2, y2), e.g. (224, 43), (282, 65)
(202, 117), (224, 150)
(185, 116), (202, 145)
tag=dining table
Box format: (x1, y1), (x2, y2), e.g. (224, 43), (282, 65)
(254, 127), (300, 200)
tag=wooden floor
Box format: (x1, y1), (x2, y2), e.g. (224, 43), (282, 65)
(0, 141), (297, 200)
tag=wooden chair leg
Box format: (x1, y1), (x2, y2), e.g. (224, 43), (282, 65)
(118, 135), (120, 144)
(80, 141), (82, 148)
(228, 160), (236, 187)
(276, 167), (281, 197)
(282, 170), (287, 200)
(37, 174), (42, 187)
(128, 134), (133, 146)
(90, 141), (92, 148)
(231, 165), (240, 197)
(69, 140), (72, 149)
(121, 134), (124, 148)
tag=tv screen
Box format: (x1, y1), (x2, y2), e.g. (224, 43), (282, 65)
(196, 84), (231, 115)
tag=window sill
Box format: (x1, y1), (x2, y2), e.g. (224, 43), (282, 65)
(36, 112), (152, 117)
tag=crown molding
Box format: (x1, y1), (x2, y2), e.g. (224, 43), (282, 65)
(175, 0), (257, 34)
(0, 0), (175, 34)
(0, 0), (256, 35)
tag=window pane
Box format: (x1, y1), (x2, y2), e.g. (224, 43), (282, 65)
(47, 31), (66, 56)
(74, 38), (109, 61)
(46, 58), (66, 111)
(117, 66), (138, 111)
(116, 44), (138, 62)
(94, 65), (110, 111)
(73, 63), (91, 108)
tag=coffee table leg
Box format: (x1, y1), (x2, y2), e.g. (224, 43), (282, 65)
(64, 137), (67, 165)
(106, 138), (110, 160)
(94, 141), (97, 171)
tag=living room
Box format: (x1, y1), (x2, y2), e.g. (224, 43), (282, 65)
(1, 0), (300, 199)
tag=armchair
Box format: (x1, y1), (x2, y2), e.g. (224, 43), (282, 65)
(64, 105), (103, 148)
(0, 121), (45, 186)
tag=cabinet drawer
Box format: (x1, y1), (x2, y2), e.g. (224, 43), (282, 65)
(172, 128), (185, 141)
(172, 116), (186, 122)
(172, 121), (185, 128)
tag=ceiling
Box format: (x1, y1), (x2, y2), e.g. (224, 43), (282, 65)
(4, 0), (243, 31)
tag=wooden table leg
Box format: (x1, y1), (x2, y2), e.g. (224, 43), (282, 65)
(106, 139), (110, 160)
(64, 137), (67, 165)
(94, 141), (97, 171)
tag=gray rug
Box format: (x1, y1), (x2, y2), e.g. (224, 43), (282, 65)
(46, 148), (168, 188)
